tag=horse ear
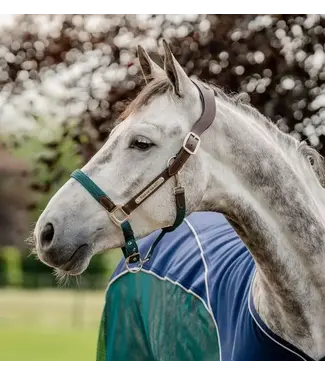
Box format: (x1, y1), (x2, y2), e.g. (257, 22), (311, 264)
(137, 45), (165, 84)
(162, 39), (193, 97)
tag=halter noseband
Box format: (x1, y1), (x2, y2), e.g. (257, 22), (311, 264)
(71, 80), (216, 272)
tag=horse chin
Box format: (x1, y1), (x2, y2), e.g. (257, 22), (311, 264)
(56, 259), (91, 276)
(55, 244), (92, 276)
(53, 233), (124, 277)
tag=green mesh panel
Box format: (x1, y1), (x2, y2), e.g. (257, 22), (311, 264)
(97, 272), (220, 361)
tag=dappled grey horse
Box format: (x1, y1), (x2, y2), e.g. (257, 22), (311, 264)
(34, 41), (325, 360)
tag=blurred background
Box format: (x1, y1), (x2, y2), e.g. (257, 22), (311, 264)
(1, 14), (325, 361)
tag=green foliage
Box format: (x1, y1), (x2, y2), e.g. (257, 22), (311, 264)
(1, 120), (119, 289)
(4, 249), (121, 290)
(5, 119), (83, 223)
(81, 250), (122, 289)
(21, 252), (57, 289)
(0, 247), (23, 287)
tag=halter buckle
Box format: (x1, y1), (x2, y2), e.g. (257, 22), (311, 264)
(183, 132), (201, 155)
(109, 206), (129, 226)
(174, 185), (185, 195)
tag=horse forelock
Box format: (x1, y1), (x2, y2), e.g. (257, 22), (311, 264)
(119, 76), (171, 121)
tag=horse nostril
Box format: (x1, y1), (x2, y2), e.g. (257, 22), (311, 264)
(40, 223), (55, 248)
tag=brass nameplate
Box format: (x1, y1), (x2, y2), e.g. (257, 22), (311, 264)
(135, 177), (165, 204)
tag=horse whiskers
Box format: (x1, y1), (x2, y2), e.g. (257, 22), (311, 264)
(25, 230), (36, 249)
(75, 274), (82, 289)
(53, 268), (83, 289)
(27, 249), (38, 258)
(53, 268), (71, 287)
(25, 231), (37, 257)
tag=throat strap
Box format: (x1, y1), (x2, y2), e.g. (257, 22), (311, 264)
(120, 221), (140, 263)
(123, 185), (186, 272)
(141, 185), (186, 263)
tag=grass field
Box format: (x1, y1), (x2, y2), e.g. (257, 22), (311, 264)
(0, 288), (105, 361)
(0, 248), (122, 361)
(0, 326), (98, 361)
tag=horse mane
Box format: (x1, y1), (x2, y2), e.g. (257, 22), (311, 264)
(212, 83), (325, 187)
(119, 76), (325, 187)
(299, 141), (325, 188)
(209, 83), (299, 148)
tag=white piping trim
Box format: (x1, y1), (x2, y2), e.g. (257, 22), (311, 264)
(248, 271), (307, 361)
(184, 218), (223, 361)
(105, 267), (212, 319)
(140, 269), (210, 312)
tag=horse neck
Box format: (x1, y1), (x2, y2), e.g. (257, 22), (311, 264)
(199, 96), (325, 359)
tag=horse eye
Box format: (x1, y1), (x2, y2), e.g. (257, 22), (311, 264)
(130, 136), (154, 151)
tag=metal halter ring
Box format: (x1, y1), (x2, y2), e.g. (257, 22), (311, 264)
(167, 155), (184, 174)
(125, 256), (143, 273)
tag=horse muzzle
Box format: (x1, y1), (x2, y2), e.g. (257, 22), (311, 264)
(35, 221), (92, 275)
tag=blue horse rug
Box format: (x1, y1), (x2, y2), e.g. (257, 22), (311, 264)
(97, 212), (317, 361)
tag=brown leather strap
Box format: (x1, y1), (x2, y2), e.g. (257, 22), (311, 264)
(123, 168), (171, 214)
(168, 80), (216, 176)
(192, 80), (217, 135)
(99, 196), (116, 212)
(122, 80), (216, 215)
(174, 186), (186, 210)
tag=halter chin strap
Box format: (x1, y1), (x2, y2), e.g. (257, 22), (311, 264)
(71, 80), (216, 272)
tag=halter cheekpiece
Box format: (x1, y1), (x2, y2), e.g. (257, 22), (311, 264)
(71, 80), (216, 272)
